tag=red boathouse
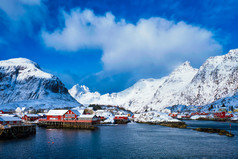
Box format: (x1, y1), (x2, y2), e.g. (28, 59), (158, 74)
(22, 114), (40, 121)
(46, 110), (79, 121)
(0, 116), (22, 126)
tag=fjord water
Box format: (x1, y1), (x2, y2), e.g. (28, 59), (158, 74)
(0, 121), (238, 158)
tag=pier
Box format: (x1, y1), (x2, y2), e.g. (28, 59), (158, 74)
(0, 124), (36, 139)
(38, 120), (98, 130)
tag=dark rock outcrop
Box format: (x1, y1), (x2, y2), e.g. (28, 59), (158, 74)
(193, 128), (235, 137)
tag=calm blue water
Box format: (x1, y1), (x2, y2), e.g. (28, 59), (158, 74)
(0, 121), (238, 158)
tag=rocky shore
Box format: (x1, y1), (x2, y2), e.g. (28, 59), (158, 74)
(137, 121), (187, 128)
(193, 128), (234, 137)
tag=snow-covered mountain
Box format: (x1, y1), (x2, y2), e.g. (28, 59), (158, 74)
(69, 84), (101, 105)
(0, 58), (81, 110)
(70, 49), (238, 113)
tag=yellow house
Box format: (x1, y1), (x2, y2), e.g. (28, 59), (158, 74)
(234, 109), (238, 112)
(218, 108), (227, 112)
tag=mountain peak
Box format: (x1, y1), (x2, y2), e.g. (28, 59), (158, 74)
(226, 49), (238, 57)
(0, 58), (40, 69)
(228, 48), (238, 53)
(172, 61), (196, 74)
(181, 61), (191, 67)
(69, 84), (90, 97)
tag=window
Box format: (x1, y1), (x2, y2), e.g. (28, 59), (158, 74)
(50, 118), (57, 120)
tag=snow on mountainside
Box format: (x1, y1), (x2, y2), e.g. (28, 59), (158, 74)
(0, 58), (81, 109)
(70, 61), (198, 112)
(69, 84), (101, 105)
(70, 49), (238, 113)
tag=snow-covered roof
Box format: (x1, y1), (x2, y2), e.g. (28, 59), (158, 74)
(78, 115), (96, 118)
(0, 114), (17, 117)
(0, 116), (22, 122)
(115, 115), (128, 117)
(78, 109), (84, 114)
(24, 114), (39, 117)
(96, 110), (105, 113)
(47, 110), (68, 116)
(37, 113), (47, 116)
(71, 110), (81, 116)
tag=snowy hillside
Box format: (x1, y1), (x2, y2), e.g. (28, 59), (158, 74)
(69, 84), (101, 104)
(70, 61), (198, 112)
(70, 49), (238, 113)
(0, 58), (81, 109)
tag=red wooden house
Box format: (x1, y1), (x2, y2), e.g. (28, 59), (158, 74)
(0, 110), (13, 114)
(78, 115), (99, 124)
(169, 113), (178, 118)
(114, 115), (128, 120)
(114, 115), (129, 120)
(46, 109), (79, 121)
(214, 112), (226, 118)
(22, 114), (40, 121)
(0, 116), (22, 126)
(114, 115), (129, 124)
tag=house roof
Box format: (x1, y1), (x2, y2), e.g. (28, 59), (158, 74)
(78, 114), (96, 118)
(47, 110), (68, 116)
(0, 116), (22, 122)
(0, 114), (17, 117)
(71, 110), (81, 116)
(115, 115), (128, 117)
(24, 114), (39, 117)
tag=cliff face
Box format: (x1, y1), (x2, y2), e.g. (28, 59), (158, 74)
(70, 49), (238, 113)
(0, 58), (81, 109)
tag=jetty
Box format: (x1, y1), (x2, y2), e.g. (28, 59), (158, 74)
(0, 124), (36, 139)
(38, 120), (97, 130)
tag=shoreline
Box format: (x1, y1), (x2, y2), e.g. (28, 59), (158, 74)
(136, 121), (187, 128)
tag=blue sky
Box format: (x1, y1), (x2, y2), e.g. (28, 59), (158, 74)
(0, 0), (238, 93)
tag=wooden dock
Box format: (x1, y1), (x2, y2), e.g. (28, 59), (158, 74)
(0, 124), (36, 139)
(114, 119), (129, 124)
(38, 120), (98, 130)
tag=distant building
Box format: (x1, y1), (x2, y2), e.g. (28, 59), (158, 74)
(214, 112), (226, 118)
(22, 114), (40, 121)
(234, 108), (238, 112)
(0, 116), (22, 125)
(114, 115), (129, 124)
(0, 110), (13, 114)
(77, 115), (99, 124)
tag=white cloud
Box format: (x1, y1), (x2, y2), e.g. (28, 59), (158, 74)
(0, 0), (42, 20)
(42, 8), (222, 74)
(0, 0), (46, 37)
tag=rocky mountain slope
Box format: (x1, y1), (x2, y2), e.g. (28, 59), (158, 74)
(0, 58), (81, 110)
(70, 49), (238, 113)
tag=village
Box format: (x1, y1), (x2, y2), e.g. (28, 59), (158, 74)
(0, 105), (132, 139)
(1, 104), (238, 139)
(167, 105), (238, 121)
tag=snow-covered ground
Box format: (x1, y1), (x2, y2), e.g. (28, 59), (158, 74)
(190, 115), (209, 120)
(95, 110), (114, 123)
(134, 111), (181, 123)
